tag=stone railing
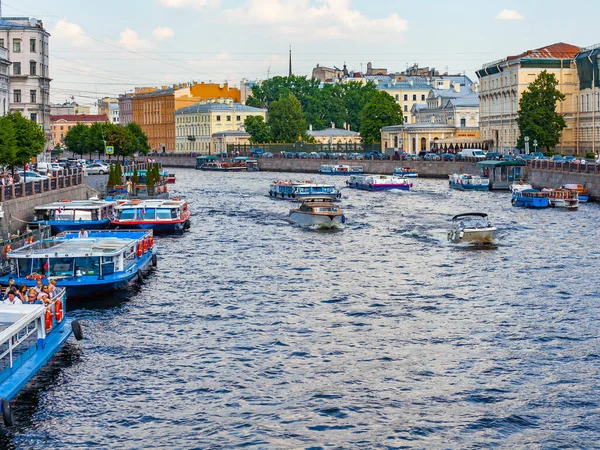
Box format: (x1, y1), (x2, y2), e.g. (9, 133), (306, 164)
(0, 169), (84, 202)
(526, 160), (600, 175)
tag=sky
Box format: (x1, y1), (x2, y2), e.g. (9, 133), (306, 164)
(3, 0), (600, 106)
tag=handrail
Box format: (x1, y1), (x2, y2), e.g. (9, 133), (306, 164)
(0, 169), (85, 202)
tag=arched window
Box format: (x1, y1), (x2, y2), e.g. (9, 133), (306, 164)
(420, 137), (427, 151)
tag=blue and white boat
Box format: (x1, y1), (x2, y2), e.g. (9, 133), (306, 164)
(319, 165), (364, 175)
(111, 199), (191, 234)
(269, 181), (341, 200)
(393, 167), (418, 178)
(34, 200), (115, 235)
(346, 174), (412, 191)
(0, 230), (157, 299)
(449, 174), (490, 191)
(0, 287), (83, 426)
(511, 189), (551, 208)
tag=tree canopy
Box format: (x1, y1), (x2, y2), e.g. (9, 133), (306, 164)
(268, 94), (308, 143)
(64, 122), (150, 160)
(244, 116), (272, 144)
(359, 91), (403, 144)
(6, 113), (45, 167)
(0, 116), (17, 165)
(517, 70), (566, 151)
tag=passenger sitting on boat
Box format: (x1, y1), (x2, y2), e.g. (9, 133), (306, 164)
(459, 221), (465, 229)
(37, 286), (51, 305)
(34, 278), (44, 294)
(4, 278), (15, 296)
(26, 288), (39, 304)
(48, 280), (57, 298)
(78, 228), (89, 238)
(17, 284), (28, 302)
(3, 291), (23, 305)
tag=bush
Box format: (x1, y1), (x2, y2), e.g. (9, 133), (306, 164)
(585, 152), (596, 159)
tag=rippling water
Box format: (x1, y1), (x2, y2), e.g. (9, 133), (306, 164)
(3, 169), (600, 449)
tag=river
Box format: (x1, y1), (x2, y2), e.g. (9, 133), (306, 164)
(4, 169), (600, 449)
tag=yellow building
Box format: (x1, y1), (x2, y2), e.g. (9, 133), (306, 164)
(574, 46), (600, 155)
(50, 114), (108, 144)
(477, 42), (581, 154)
(175, 98), (266, 154)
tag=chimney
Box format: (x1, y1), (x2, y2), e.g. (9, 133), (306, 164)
(331, 122), (335, 129)
(408, 79), (414, 86)
(309, 124), (313, 131)
(453, 83), (460, 93)
(343, 122), (347, 129)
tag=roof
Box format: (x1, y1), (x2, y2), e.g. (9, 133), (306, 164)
(446, 93), (480, 107)
(134, 88), (175, 99)
(476, 160), (525, 167)
(35, 200), (113, 211)
(50, 114), (108, 123)
(176, 102), (265, 114)
(452, 213), (488, 220)
(507, 42), (581, 61)
(211, 130), (250, 138)
(307, 128), (360, 138)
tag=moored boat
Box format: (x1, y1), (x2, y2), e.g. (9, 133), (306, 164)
(166, 173), (176, 184)
(33, 200), (115, 235)
(0, 230), (157, 298)
(199, 161), (246, 172)
(111, 199), (191, 234)
(511, 189), (550, 208)
(393, 167), (418, 178)
(0, 287), (83, 426)
(288, 197), (345, 229)
(319, 164), (364, 175)
(346, 174), (412, 191)
(562, 184), (589, 202)
(449, 174), (490, 191)
(509, 181), (533, 193)
(448, 213), (496, 244)
(541, 188), (579, 210)
(269, 181), (341, 200)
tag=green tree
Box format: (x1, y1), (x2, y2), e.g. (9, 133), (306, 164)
(108, 163), (116, 188)
(244, 116), (272, 144)
(126, 122), (150, 157)
(131, 167), (139, 185)
(63, 123), (90, 157)
(7, 112), (45, 167)
(341, 81), (378, 131)
(516, 70), (566, 151)
(268, 94), (307, 143)
(246, 75), (321, 111)
(87, 122), (108, 159)
(0, 116), (17, 165)
(304, 84), (346, 131)
(359, 91), (403, 144)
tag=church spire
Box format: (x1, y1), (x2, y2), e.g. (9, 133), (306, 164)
(289, 45), (292, 77)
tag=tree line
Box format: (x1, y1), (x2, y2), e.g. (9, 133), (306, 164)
(244, 76), (403, 144)
(0, 113), (45, 168)
(64, 122), (150, 160)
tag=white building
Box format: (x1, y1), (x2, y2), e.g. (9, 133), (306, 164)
(0, 17), (51, 132)
(0, 45), (9, 116)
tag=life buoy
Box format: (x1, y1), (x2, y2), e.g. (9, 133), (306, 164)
(4, 245), (11, 254)
(54, 299), (63, 323)
(164, 186), (168, 192)
(143, 238), (148, 253)
(149, 236), (153, 248)
(136, 243), (143, 257)
(45, 309), (53, 332)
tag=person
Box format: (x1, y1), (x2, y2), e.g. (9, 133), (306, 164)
(4, 291), (22, 305)
(34, 278), (44, 294)
(37, 286), (51, 305)
(48, 279), (57, 298)
(78, 228), (89, 238)
(4, 278), (16, 296)
(26, 288), (38, 304)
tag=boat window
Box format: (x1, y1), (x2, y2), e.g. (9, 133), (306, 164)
(36, 210), (51, 221)
(139, 208), (156, 220)
(102, 256), (113, 263)
(49, 258), (74, 277)
(314, 207), (338, 212)
(17, 259), (32, 277)
(171, 209), (178, 219)
(75, 257), (100, 276)
(74, 210), (93, 221)
(119, 209), (136, 220)
(156, 208), (172, 220)
(54, 210), (74, 220)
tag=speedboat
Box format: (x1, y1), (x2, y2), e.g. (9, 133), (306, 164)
(448, 213), (496, 244)
(541, 188), (579, 210)
(509, 181), (533, 193)
(288, 197), (345, 229)
(562, 184), (589, 202)
(449, 174), (490, 191)
(33, 200), (116, 235)
(111, 198), (191, 234)
(346, 174), (412, 191)
(0, 287), (83, 426)
(269, 181), (341, 200)
(319, 164), (364, 175)
(511, 189), (550, 208)
(393, 167), (418, 178)
(0, 230), (157, 298)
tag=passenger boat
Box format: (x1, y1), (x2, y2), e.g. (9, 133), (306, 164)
(166, 173), (176, 184)
(346, 174), (412, 191)
(199, 161), (246, 172)
(393, 167), (418, 178)
(448, 213), (496, 244)
(0, 230), (157, 298)
(541, 189), (579, 210)
(562, 184), (589, 202)
(246, 160), (259, 172)
(288, 197), (345, 229)
(319, 165), (364, 175)
(111, 199), (191, 234)
(33, 200), (115, 235)
(449, 174), (490, 191)
(511, 189), (551, 208)
(509, 181), (533, 193)
(0, 287), (83, 426)
(269, 181), (341, 200)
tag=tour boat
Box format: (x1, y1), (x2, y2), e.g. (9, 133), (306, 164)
(541, 189), (579, 210)
(511, 189), (551, 208)
(111, 199), (191, 234)
(562, 184), (589, 202)
(448, 213), (496, 244)
(0, 230), (157, 298)
(269, 181), (341, 200)
(0, 287), (83, 426)
(246, 160), (260, 172)
(449, 174), (490, 191)
(199, 161), (246, 172)
(346, 174), (412, 191)
(509, 181), (533, 193)
(166, 173), (176, 184)
(319, 165), (364, 175)
(393, 167), (418, 178)
(288, 197), (345, 229)
(33, 200), (115, 235)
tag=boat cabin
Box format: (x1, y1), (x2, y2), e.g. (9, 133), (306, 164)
(476, 160), (525, 190)
(34, 201), (114, 223)
(451, 213), (490, 230)
(113, 199), (187, 222)
(195, 155), (217, 169)
(295, 198), (341, 214)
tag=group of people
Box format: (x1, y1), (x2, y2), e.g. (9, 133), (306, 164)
(2, 278), (57, 306)
(0, 172), (21, 186)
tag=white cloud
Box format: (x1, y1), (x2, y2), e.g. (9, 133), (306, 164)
(51, 18), (91, 48)
(153, 26), (175, 40)
(223, 0), (408, 41)
(159, 0), (220, 9)
(495, 9), (525, 20)
(118, 28), (152, 51)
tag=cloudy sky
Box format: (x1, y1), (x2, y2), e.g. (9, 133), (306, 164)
(3, 0), (599, 105)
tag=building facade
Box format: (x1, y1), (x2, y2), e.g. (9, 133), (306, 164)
(0, 17), (51, 132)
(574, 46), (600, 155)
(98, 97), (119, 125)
(307, 125), (362, 145)
(118, 93), (133, 126)
(50, 114), (108, 144)
(477, 42), (581, 154)
(50, 101), (90, 116)
(212, 130), (252, 156)
(0, 45), (10, 116)
(175, 99), (266, 154)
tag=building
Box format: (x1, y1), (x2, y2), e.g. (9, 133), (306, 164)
(307, 125), (361, 145)
(50, 101), (90, 116)
(118, 93), (134, 126)
(0, 45), (10, 116)
(477, 42), (581, 154)
(50, 114), (108, 144)
(312, 64), (346, 82)
(212, 130), (252, 156)
(175, 99), (266, 154)
(240, 78), (261, 104)
(0, 16), (51, 132)
(574, 45), (600, 155)
(98, 97), (119, 125)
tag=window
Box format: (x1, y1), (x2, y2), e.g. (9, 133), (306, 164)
(13, 62), (21, 75)
(30, 90), (36, 103)
(226, 115), (231, 121)
(30, 38), (36, 53)
(403, 94), (408, 101)
(216, 115), (221, 121)
(395, 94), (399, 101)
(0, 39), (4, 48)
(460, 118), (466, 128)
(14, 90), (21, 103)
(13, 39), (21, 53)
(404, 116), (408, 123)
(236, 115), (241, 121)
(412, 94), (417, 101)
(404, 105), (408, 112)
(30, 113), (37, 122)
(421, 94), (426, 101)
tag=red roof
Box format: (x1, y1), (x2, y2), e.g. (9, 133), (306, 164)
(507, 42), (582, 61)
(50, 114), (108, 123)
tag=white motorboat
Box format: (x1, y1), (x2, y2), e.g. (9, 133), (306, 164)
(509, 181), (533, 193)
(448, 213), (496, 244)
(288, 197), (345, 229)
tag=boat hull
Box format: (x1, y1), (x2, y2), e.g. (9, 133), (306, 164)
(393, 171), (418, 178)
(288, 212), (344, 229)
(448, 227), (496, 244)
(449, 182), (489, 191)
(348, 183), (411, 191)
(270, 191), (340, 201)
(320, 171), (363, 175)
(199, 167), (246, 172)
(111, 212), (191, 234)
(512, 196), (550, 208)
(549, 198), (579, 210)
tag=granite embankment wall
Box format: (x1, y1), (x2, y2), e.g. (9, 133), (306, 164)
(529, 169), (600, 200)
(149, 156), (196, 168)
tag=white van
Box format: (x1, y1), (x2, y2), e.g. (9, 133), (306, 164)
(459, 148), (486, 159)
(36, 162), (62, 175)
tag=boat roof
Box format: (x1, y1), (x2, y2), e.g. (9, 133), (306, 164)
(114, 199), (185, 209)
(35, 201), (113, 211)
(476, 160), (525, 167)
(452, 212), (489, 220)
(298, 197), (337, 203)
(0, 304), (46, 341)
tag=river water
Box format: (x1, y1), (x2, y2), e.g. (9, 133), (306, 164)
(4, 169), (600, 449)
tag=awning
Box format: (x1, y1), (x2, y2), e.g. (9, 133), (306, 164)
(433, 137), (493, 145)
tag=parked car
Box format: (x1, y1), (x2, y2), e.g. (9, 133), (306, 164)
(18, 171), (49, 181)
(83, 163), (110, 175)
(485, 152), (502, 160)
(423, 153), (441, 161)
(551, 155), (565, 163)
(564, 155), (576, 163)
(308, 152), (319, 159)
(418, 151), (429, 159)
(297, 152), (308, 159)
(409, 154), (421, 161)
(532, 152), (547, 160)
(439, 153), (455, 161)
(364, 151), (384, 160)
(502, 154), (515, 161)
(36, 162), (62, 175)
(262, 152), (273, 158)
(459, 148), (486, 159)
